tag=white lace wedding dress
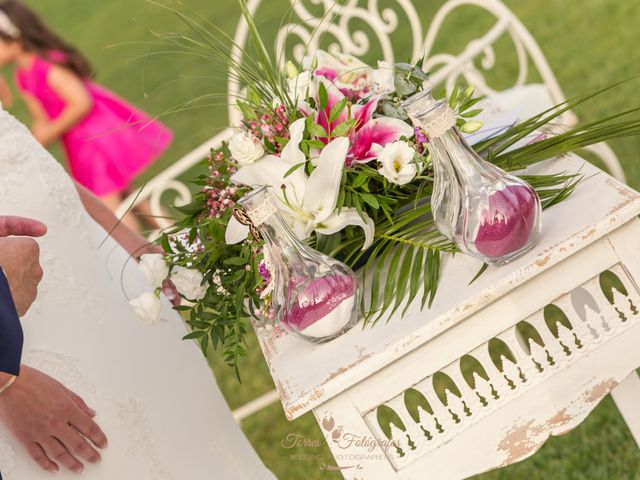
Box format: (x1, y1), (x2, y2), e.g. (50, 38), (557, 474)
(0, 109), (275, 480)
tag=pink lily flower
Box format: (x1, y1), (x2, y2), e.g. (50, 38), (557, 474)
(348, 98), (414, 165)
(314, 79), (414, 166)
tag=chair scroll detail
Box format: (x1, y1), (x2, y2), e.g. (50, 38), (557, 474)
(232, 0), (562, 102)
(363, 264), (640, 471)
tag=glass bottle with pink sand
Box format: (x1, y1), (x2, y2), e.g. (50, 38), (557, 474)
(402, 90), (542, 266)
(240, 186), (360, 343)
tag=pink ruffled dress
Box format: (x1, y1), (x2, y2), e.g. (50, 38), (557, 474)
(16, 54), (173, 196)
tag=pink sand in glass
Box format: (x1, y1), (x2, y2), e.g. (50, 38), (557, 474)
(284, 274), (356, 334)
(474, 184), (538, 258)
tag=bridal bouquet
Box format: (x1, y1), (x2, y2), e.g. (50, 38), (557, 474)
(130, 1), (640, 373)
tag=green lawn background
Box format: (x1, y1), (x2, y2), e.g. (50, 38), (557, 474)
(6, 1), (640, 478)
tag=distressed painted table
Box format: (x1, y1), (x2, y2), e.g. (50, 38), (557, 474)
(254, 154), (640, 479)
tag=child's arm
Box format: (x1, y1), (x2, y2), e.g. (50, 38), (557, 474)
(0, 77), (13, 109)
(33, 65), (92, 147)
(74, 182), (159, 258)
(22, 92), (49, 126)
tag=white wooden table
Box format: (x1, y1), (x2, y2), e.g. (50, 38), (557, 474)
(253, 154), (640, 479)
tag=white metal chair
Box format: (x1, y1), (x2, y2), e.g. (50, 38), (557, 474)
(117, 0), (628, 421)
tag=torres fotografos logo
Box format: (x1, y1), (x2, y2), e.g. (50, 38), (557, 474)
(280, 414), (399, 475)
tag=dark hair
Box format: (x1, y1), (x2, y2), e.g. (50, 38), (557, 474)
(0, 0), (93, 78)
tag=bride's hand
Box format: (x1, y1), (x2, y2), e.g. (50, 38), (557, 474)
(0, 366), (108, 474)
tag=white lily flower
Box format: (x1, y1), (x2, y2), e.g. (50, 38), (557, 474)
(129, 292), (162, 325)
(226, 118), (375, 249)
(139, 253), (169, 288)
(171, 267), (208, 301)
(377, 141), (418, 185)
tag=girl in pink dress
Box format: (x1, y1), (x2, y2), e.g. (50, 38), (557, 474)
(0, 1), (172, 229)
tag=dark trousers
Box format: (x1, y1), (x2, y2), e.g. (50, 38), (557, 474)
(0, 269), (22, 376)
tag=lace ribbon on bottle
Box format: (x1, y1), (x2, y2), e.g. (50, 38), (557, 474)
(421, 105), (457, 139)
(233, 196), (279, 241)
(245, 197), (279, 226)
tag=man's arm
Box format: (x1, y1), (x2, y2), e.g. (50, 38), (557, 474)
(0, 216), (46, 376)
(0, 269), (23, 376)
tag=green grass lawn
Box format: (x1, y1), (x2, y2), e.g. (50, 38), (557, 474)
(8, 1), (640, 478)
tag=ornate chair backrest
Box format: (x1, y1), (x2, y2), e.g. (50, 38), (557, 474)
(227, 0), (571, 126)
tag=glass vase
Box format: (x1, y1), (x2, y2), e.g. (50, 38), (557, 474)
(240, 187), (360, 343)
(402, 90), (542, 265)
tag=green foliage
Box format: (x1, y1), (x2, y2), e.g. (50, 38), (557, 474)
(330, 77), (640, 324)
(160, 149), (261, 379)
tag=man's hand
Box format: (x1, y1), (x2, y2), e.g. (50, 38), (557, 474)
(0, 366), (108, 474)
(0, 217), (47, 238)
(0, 216), (47, 316)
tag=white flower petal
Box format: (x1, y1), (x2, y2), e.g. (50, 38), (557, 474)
(231, 155), (307, 207)
(378, 141), (417, 185)
(129, 292), (162, 325)
(282, 212), (314, 240)
(139, 254), (169, 288)
(225, 215), (250, 245)
(171, 267), (208, 301)
(303, 137), (349, 223)
(281, 118), (306, 166)
(315, 208), (376, 250)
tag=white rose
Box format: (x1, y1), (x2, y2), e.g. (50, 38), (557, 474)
(171, 267), (208, 301)
(229, 131), (265, 166)
(129, 292), (162, 325)
(378, 141), (418, 185)
(139, 253), (169, 288)
(371, 61), (395, 95)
